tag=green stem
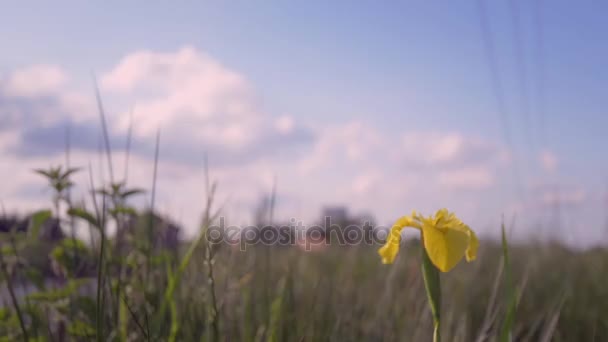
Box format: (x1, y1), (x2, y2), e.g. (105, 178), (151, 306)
(421, 247), (441, 342)
(96, 207), (106, 342)
(433, 321), (440, 342)
(0, 252), (29, 341)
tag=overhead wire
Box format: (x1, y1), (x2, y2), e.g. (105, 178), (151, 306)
(476, 0), (527, 204)
(508, 0), (537, 153)
(533, 0), (547, 148)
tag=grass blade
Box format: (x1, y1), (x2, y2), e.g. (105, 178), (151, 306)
(499, 219), (517, 342)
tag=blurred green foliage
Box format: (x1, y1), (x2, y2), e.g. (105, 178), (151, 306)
(0, 162), (605, 341)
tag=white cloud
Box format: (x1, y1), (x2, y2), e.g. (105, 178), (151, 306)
(401, 132), (464, 164)
(300, 122), (505, 184)
(96, 46), (311, 161)
(0, 47), (516, 238)
(0, 130), (19, 150)
(352, 171), (382, 195)
(0, 65), (95, 130)
(540, 187), (586, 207)
(298, 121), (384, 174)
(2, 65), (68, 97)
(438, 166), (494, 190)
(397, 132), (506, 167)
(275, 115), (295, 135)
(0, 47), (314, 235)
(513, 183), (589, 221)
(289, 120), (508, 226)
(539, 150), (558, 173)
(101, 47), (257, 141)
(0, 47), (312, 169)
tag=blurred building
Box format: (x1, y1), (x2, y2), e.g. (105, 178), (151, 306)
(321, 206), (349, 224)
(318, 206), (376, 245)
(114, 210), (180, 253)
(0, 214), (65, 241)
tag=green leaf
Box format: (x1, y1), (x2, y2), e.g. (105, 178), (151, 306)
(51, 238), (91, 276)
(111, 182), (123, 193)
(72, 296), (97, 322)
(119, 295), (128, 342)
(120, 188), (145, 199)
(59, 167), (81, 181)
(267, 277), (287, 342)
(55, 180), (74, 193)
(68, 320), (96, 338)
(108, 206), (138, 217)
(67, 207), (99, 228)
(24, 268), (45, 291)
(156, 225), (208, 322)
(28, 210), (52, 239)
(166, 263), (179, 342)
(27, 279), (89, 302)
(499, 220), (517, 342)
(1, 245), (17, 256)
(33, 168), (53, 179)
(0, 308), (11, 321)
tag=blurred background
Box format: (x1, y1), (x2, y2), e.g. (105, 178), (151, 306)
(1, 1), (607, 245)
(0, 1), (607, 341)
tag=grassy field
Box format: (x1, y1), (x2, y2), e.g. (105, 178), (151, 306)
(1, 176), (607, 341)
(0, 123), (606, 341)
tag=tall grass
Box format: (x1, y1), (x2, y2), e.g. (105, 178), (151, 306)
(1, 209), (607, 341)
(0, 94), (606, 341)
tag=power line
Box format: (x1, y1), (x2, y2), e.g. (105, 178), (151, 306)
(476, 0), (526, 203)
(508, 0), (536, 153)
(476, 0), (513, 147)
(533, 0), (547, 148)
(532, 0), (552, 236)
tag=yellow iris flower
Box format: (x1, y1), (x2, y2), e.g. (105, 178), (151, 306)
(378, 209), (479, 272)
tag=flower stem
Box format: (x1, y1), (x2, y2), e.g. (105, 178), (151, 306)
(433, 321), (440, 342)
(421, 247), (441, 342)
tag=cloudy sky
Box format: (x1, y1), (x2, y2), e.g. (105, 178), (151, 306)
(1, 1), (607, 246)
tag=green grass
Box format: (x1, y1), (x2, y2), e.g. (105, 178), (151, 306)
(0, 93), (606, 341)
(2, 214), (608, 341)
(1, 163), (606, 341)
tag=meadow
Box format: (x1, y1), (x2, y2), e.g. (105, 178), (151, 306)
(4, 2), (608, 340)
(0, 96), (605, 342)
(0, 159), (607, 342)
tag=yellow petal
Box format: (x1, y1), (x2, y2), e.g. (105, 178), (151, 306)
(379, 210), (478, 269)
(422, 223), (470, 272)
(465, 226), (479, 261)
(436, 208), (449, 220)
(378, 233), (400, 264)
(378, 215), (420, 264)
(446, 220), (479, 262)
(394, 214), (422, 230)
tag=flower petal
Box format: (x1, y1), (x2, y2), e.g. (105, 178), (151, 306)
(378, 233), (401, 264)
(422, 223), (470, 272)
(464, 226), (479, 261)
(394, 214), (422, 230)
(377, 215), (420, 264)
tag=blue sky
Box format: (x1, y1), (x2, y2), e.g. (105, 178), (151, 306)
(1, 1), (606, 246)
